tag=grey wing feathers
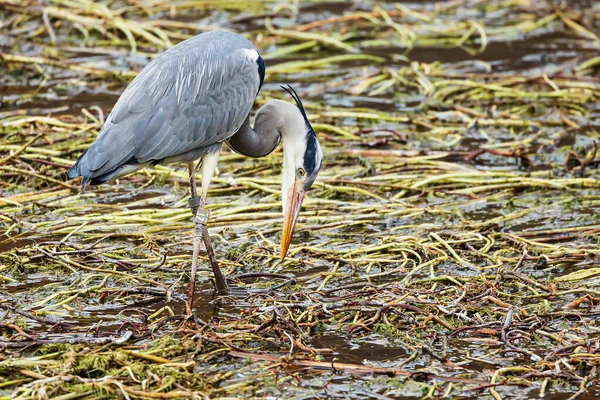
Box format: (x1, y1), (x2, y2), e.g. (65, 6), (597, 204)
(69, 31), (261, 185)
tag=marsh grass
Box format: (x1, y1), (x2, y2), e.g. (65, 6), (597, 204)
(1, 0), (600, 398)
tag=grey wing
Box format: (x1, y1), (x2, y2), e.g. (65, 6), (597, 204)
(71, 32), (260, 182)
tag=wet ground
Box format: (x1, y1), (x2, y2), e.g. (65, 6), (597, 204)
(1, 0), (600, 399)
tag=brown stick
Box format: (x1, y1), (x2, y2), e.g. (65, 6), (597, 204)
(228, 351), (506, 385)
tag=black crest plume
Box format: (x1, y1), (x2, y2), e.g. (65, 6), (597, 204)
(281, 84), (309, 120)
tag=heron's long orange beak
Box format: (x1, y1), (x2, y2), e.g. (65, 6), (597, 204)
(281, 180), (305, 260)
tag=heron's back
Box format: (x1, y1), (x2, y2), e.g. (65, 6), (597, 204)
(69, 31), (264, 186)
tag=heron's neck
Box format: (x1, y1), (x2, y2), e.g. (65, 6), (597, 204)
(227, 100), (304, 158)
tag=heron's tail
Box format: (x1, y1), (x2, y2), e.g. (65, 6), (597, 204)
(68, 149), (91, 189)
(69, 149), (147, 189)
(68, 149), (121, 188)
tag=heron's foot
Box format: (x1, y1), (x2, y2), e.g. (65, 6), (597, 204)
(210, 273), (296, 296)
(209, 282), (249, 297)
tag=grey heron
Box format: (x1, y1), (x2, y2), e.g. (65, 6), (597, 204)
(68, 31), (323, 312)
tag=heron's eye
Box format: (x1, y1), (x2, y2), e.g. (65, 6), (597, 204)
(297, 168), (306, 177)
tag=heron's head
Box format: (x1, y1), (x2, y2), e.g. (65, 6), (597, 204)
(279, 85), (323, 260)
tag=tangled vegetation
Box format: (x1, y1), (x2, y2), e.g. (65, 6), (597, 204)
(1, 0), (600, 398)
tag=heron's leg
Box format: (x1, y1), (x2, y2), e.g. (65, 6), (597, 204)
(197, 149), (230, 295)
(187, 161), (203, 317)
(186, 152), (230, 316)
